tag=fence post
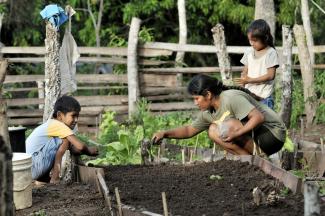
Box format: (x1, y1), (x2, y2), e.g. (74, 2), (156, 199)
(127, 17), (141, 118)
(280, 25), (293, 128)
(43, 21), (61, 122)
(211, 24), (232, 85)
(304, 181), (320, 216)
(0, 59), (14, 216)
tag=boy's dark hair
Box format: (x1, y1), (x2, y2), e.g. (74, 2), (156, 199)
(52, 95), (81, 118)
(247, 19), (274, 48)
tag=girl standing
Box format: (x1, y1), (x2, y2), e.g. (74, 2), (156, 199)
(235, 19), (279, 109)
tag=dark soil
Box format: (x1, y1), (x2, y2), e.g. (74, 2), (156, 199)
(104, 159), (325, 216)
(16, 182), (109, 216)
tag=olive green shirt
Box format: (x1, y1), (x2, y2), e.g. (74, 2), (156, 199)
(192, 90), (286, 142)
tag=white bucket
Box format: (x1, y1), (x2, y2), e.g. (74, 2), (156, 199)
(12, 153), (32, 210)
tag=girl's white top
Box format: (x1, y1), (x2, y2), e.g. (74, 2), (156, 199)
(240, 47), (279, 99)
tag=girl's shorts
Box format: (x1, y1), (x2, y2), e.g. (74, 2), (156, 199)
(31, 137), (62, 180)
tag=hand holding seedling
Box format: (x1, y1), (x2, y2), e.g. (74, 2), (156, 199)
(151, 131), (165, 145)
(88, 147), (99, 156)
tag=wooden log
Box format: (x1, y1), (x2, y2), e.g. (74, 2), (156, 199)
(304, 181), (320, 216)
(127, 17), (141, 117)
(280, 25), (293, 128)
(211, 23), (232, 84)
(254, 0), (275, 39)
(43, 21), (61, 122)
(301, 0), (315, 64)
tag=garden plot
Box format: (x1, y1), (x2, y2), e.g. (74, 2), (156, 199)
(102, 159), (325, 216)
(15, 183), (109, 216)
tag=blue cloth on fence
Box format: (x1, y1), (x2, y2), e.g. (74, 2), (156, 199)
(40, 4), (68, 30)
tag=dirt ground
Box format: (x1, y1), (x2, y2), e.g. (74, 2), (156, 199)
(15, 182), (109, 216)
(104, 159), (325, 216)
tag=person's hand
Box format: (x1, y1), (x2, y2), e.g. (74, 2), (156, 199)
(88, 147), (99, 156)
(234, 76), (250, 86)
(151, 131), (166, 145)
(222, 130), (239, 142)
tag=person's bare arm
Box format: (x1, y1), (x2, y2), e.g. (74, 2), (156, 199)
(241, 67), (276, 85)
(234, 65), (248, 86)
(223, 108), (264, 142)
(66, 135), (98, 156)
(152, 125), (201, 144)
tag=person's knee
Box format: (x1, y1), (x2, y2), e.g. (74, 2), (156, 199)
(208, 124), (219, 139)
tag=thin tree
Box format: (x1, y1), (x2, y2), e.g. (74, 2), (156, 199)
(293, 24), (316, 126)
(301, 0), (315, 64)
(175, 0), (187, 87)
(254, 0), (276, 38)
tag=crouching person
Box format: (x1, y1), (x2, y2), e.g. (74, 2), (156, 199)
(26, 95), (98, 184)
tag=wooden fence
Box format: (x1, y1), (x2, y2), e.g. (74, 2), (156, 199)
(2, 42), (325, 134)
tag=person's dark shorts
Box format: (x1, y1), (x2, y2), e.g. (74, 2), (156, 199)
(253, 125), (284, 156)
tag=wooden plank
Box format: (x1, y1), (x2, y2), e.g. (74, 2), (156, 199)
(142, 87), (187, 96)
(1, 46), (172, 57)
(7, 57), (172, 65)
(7, 107), (105, 117)
(8, 116), (100, 126)
(6, 95), (128, 107)
(149, 102), (196, 111)
(253, 156), (302, 194)
(146, 94), (191, 101)
(4, 74), (128, 84)
(141, 74), (177, 87)
(140, 66), (243, 74)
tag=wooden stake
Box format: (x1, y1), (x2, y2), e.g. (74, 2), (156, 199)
(189, 149), (193, 163)
(320, 138), (324, 153)
(161, 192), (168, 216)
(304, 181), (320, 216)
(157, 146), (161, 164)
(300, 117), (304, 140)
(115, 187), (123, 216)
(181, 148), (185, 164)
(96, 172), (114, 216)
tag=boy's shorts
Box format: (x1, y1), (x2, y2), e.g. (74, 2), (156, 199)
(31, 137), (62, 180)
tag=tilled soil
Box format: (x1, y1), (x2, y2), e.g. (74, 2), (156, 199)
(15, 182), (109, 216)
(104, 159), (325, 216)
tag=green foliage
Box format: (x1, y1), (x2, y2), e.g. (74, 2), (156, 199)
(98, 111), (119, 144)
(30, 209), (47, 216)
(87, 125), (143, 165)
(279, 187), (290, 197)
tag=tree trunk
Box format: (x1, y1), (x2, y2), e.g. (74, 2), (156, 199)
(301, 0), (315, 64)
(175, 0), (187, 87)
(211, 24), (232, 85)
(43, 22), (61, 122)
(254, 0), (276, 38)
(0, 59), (14, 215)
(293, 24), (316, 126)
(280, 25), (293, 128)
(127, 17), (141, 118)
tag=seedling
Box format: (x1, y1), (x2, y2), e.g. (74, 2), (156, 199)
(209, 174), (223, 180)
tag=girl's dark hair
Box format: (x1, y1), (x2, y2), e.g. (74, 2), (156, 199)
(247, 19), (274, 48)
(52, 95), (81, 118)
(187, 74), (262, 101)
